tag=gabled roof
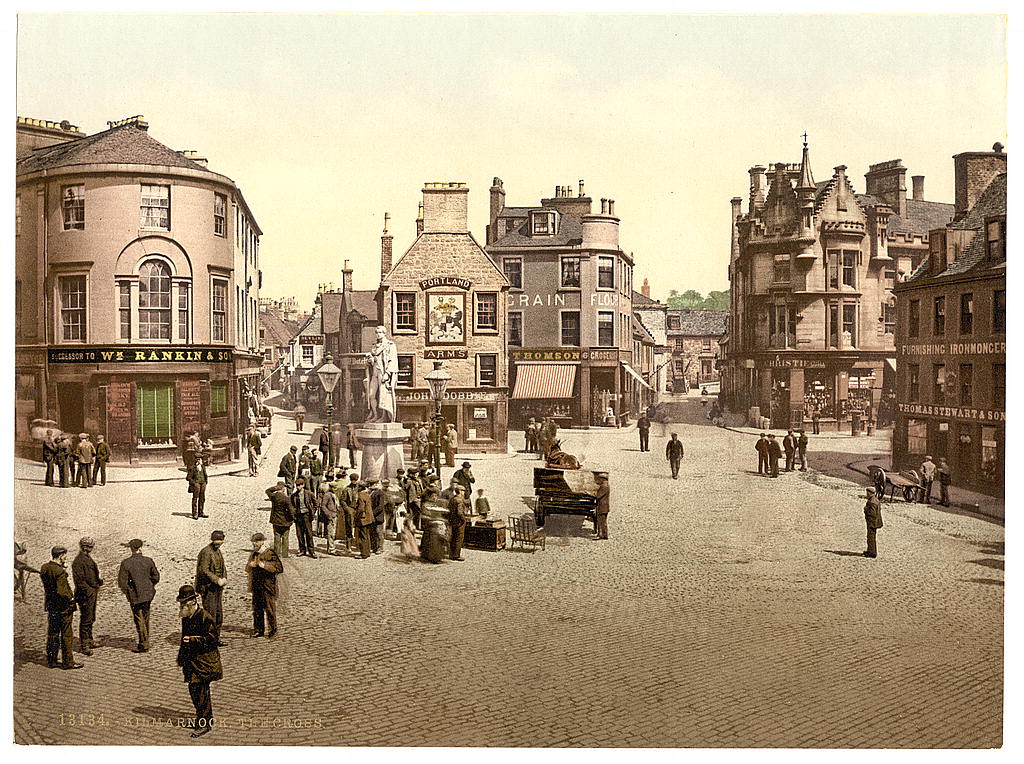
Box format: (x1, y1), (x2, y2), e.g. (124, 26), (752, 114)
(666, 309), (728, 336)
(347, 290), (379, 322)
(632, 290), (662, 306)
(295, 304), (323, 338)
(260, 311), (301, 347)
(320, 292), (344, 334)
(632, 314), (657, 344)
(17, 121), (211, 176)
(856, 195), (955, 237)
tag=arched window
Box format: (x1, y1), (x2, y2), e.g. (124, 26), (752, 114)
(138, 259), (171, 339)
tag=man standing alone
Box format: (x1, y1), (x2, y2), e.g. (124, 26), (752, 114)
(176, 584), (222, 738)
(937, 458), (952, 507)
(71, 537), (103, 656)
(863, 487), (883, 558)
(195, 531), (228, 646)
(40, 546), (83, 669)
(594, 473), (610, 540)
(246, 426), (262, 477)
(665, 433), (684, 479)
(637, 413), (651, 452)
(797, 430), (809, 471)
(187, 456), (209, 519)
(247, 532), (283, 638)
(117, 539), (160, 653)
(920, 455), (936, 504)
(93, 435), (110, 486)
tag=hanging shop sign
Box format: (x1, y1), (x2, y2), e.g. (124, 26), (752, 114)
(424, 348), (469, 360)
(48, 346), (234, 364)
(419, 277), (472, 291)
(897, 403), (1005, 422)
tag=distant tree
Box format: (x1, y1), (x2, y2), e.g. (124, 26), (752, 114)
(666, 289), (705, 310)
(703, 290), (729, 311)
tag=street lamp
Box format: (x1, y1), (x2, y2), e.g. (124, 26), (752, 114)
(424, 361), (452, 476)
(318, 354), (342, 467)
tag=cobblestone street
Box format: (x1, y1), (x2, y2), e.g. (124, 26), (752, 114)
(13, 406), (1003, 747)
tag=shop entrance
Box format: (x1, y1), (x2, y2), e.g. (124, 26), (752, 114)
(57, 382), (85, 434)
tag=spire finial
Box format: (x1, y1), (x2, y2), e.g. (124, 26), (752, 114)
(802, 131), (808, 147)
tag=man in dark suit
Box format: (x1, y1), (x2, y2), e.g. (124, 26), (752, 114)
(755, 433), (769, 475)
(76, 433), (95, 488)
(369, 480), (393, 554)
(594, 473), (610, 540)
(766, 434), (782, 478)
(187, 456), (209, 519)
(71, 537), (103, 656)
(42, 431), (57, 486)
(278, 445), (298, 491)
(353, 481), (375, 559)
(797, 430), (809, 471)
(291, 478), (318, 558)
(447, 485), (468, 561)
(55, 435), (71, 488)
(194, 531), (227, 645)
(665, 433), (684, 479)
(863, 487), (884, 558)
(93, 434), (111, 486)
(318, 427), (330, 468)
(247, 533), (284, 638)
(265, 481), (294, 559)
(176, 584), (223, 738)
(117, 539), (160, 653)
(637, 413), (651, 452)
(40, 546), (83, 669)
(783, 429), (797, 472)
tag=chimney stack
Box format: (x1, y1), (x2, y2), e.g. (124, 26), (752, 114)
(416, 202), (424, 236)
(578, 179), (585, 198)
(608, 199), (615, 216)
(911, 175), (925, 200)
(953, 144), (1008, 220)
(421, 182), (469, 234)
(342, 259), (353, 294)
(488, 177), (505, 245)
(600, 198), (608, 214)
(641, 278), (651, 298)
(381, 212), (393, 280)
(748, 166), (767, 215)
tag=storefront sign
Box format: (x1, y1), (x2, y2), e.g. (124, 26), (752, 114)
(48, 346), (233, 364)
(511, 348), (581, 362)
(424, 348), (469, 360)
(898, 403), (1005, 422)
(508, 293), (568, 307)
(590, 293), (619, 306)
(581, 349), (619, 361)
(473, 407), (489, 419)
(899, 342), (1006, 357)
(420, 277), (472, 291)
(397, 389), (501, 403)
(105, 382), (133, 444)
(766, 356), (827, 368)
(298, 335), (324, 345)
(179, 379), (203, 435)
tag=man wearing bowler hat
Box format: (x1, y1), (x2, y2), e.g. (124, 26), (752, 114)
(195, 531), (228, 645)
(117, 539), (160, 653)
(175, 584), (222, 738)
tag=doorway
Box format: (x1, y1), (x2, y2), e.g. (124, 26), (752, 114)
(57, 382), (85, 434)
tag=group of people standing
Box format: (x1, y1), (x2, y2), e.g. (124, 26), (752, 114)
(408, 421), (459, 468)
(42, 430), (110, 488)
(524, 417), (560, 456)
(754, 429), (809, 477)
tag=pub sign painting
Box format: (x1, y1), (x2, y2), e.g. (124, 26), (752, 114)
(427, 292), (465, 345)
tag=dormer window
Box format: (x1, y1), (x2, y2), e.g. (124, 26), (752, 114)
(531, 210), (556, 236)
(986, 217), (1006, 262)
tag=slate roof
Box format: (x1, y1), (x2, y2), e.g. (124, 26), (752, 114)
(260, 311), (301, 347)
(632, 314), (657, 344)
(348, 290), (379, 322)
(488, 208), (584, 248)
(320, 292), (345, 335)
(295, 304), (323, 337)
(665, 309), (728, 336)
(907, 173), (1006, 282)
(632, 290), (661, 306)
(854, 195), (955, 236)
(17, 121), (211, 176)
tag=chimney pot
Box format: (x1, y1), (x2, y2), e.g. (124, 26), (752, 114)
(911, 175), (925, 201)
(601, 198), (608, 214)
(608, 199), (615, 216)
(579, 179), (585, 197)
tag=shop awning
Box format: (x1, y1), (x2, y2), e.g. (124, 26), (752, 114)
(621, 362), (652, 390)
(511, 364), (577, 400)
(885, 358), (897, 374)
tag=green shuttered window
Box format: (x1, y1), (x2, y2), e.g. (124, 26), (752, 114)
(211, 381), (228, 416)
(137, 383), (175, 442)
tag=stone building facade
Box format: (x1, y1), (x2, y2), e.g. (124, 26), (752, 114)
(892, 145), (1006, 493)
(666, 310), (728, 392)
(378, 183), (509, 453)
(632, 280), (670, 398)
(720, 139), (954, 431)
(15, 115), (263, 463)
(485, 179), (646, 427)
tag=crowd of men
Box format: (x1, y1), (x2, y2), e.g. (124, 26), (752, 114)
(41, 430), (109, 488)
(407, 421), (460, 468)
(523, 417), (560, 457)
(754, 429), (810, 477)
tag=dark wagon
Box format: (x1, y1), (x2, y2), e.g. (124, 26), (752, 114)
(532, 467), (604, 528)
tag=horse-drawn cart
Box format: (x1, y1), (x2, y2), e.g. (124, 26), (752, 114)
(532, 467), (603, 528)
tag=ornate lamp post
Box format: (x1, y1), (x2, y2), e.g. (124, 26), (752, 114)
(424, 361), (452, 476)
(317, 354), (342, 467)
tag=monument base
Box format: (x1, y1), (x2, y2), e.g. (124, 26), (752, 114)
(355, 422), (409, 482)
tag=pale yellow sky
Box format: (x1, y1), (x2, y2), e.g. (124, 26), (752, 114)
(15, 13), (1007, 308)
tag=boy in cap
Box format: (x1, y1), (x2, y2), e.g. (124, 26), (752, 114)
(195, 531), (228, 645)
(117, 539), (161, 653)
(71, 537), (103, 655)
(40, 546), (83, 669)
(176, 584), (222, 737)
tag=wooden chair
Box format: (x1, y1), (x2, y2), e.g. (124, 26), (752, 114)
(507, 515), (546, 552)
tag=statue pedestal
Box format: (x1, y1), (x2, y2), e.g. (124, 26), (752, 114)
(355, 422), (409, 482)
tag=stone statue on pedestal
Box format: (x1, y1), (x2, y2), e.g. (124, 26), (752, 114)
(366, 326), (398, 423)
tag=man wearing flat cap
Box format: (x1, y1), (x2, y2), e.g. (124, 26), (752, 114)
(75, 432), (95, 488)
(40, 546), (83, 669)
(117, 539), (161, 653)
(247, 533), (283, 638)
(278, 445), (299, 491)
(265, 481), (294, 559)
(71, 537), (103, 655)
(195, 532), (227, 645)
(863, 487), (884, 558)
(176, 584), (222, 737)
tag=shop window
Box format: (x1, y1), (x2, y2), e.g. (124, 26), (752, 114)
(59, 275), (87, 342)
(597, 311), (615, 347)
(980, 425), (1000, 482)
(212, 279), (228, 342)
(933, 364), (945, 404)
(993, 363), (1006, 409)
(993, 289), (1005, 333)
(959, 363), (973, 406)
(508, 312), (523, 347)
(561, 311), (581, 347)
(397, 356), (414, 388)
(960, 293), (973, 334)
(804, 371), (835, 418)
(561, 257), (581, 288)
(302, 345), (314, 365)
(474, 293), (498, 332)
(214, 193), (227, 237)
(394, 292), (416, 332)
(63, 185), (85, 230)
(137, 382), (175, 443)
(908, 364), (920, 402)
(477, 354), (497, 387)
(933, 296), (946, 335)
(598, 257), (615, 289)
(908, 299), (920, 338)
(848, 372), (873, 412)
(907, 419), (927, 454)
(210, 381), (228, 416)
(140, 184), (170, 229)
(503, 257), (522, 289)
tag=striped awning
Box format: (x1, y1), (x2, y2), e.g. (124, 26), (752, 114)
(511, 364), (577, 400)
(621, 362), (652, 390)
